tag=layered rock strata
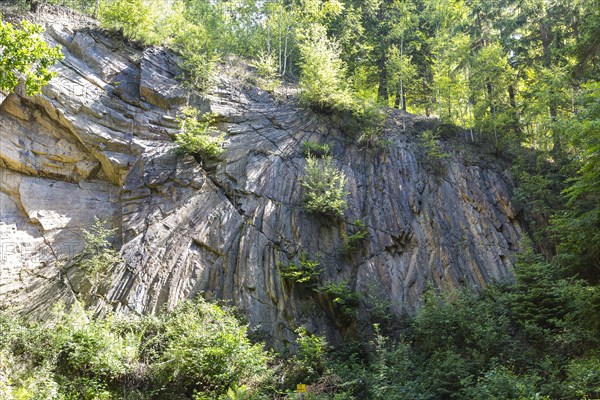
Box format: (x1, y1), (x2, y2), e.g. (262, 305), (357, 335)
(0, 9), (522, 344)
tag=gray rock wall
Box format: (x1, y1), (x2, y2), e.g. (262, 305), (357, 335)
(0, 14), (522, 344)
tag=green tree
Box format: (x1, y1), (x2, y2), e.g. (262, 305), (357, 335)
(385, 0), (419, 111)
(552, 83), (600, 282)
(98, 0), (187, 46)
(98, 0), (156, 44)
(176, 107), (225, 159)
(386, 44), (417, 112)
(78, 218), (121, 285)
(0, 16), (63, 95)
(470, 41), (515, 147)
(182, 0), (262, 58)
(252, 51), (280, 92)
(298, 23), (353, 111)
(262, 0), (299, 77)
(337, 0), (419, 104)
(301, 154), (348, 217)
(173, 23), (219, 93)
(575, 0), (600, 77)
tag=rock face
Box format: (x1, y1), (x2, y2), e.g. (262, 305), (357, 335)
(0, 8), (522, 344)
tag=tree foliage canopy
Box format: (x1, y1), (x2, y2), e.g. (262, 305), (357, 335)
(0, 15), (62, 95)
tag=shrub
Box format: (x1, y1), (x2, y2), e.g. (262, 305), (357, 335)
(301, 141), (331, 158)
(342, 99), (386, 146)
(298, 24), (354, 112)
(293, 327), (329, 384)
(0, 16), (63, 95)
(98, 0), (186, 46)
(149, 300), (270, 397)
(341, 219), (367, 254)
(411, 288), (513, 361)
(98, 0), (156, 44)
(318, 281), (359, 320)
(279, 255), (321, 288)
(52, 303), (139, 382)
(0, 304), (140, 400)
(174, 23), (219, 93)
(0, 299), (270, 399)
(78, 218), (121, 285)
(459, 366), (546, 400)
(419, 129), (448, 173)
(368, 327), (415, 400)
(0, 350), (14, 399)
(301, 155), (348, 218)
(176, 107), (225, 159)
(5, 363), (61, 400)
(565, 356), (600, 399)
(252, 51), (280, 92)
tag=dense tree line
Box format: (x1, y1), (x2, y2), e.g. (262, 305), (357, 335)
(28, 0), (599, 147)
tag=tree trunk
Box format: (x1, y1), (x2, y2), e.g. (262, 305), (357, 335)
(377, 52), (388, 102)
(267, 24), (271, 55)
(399, 38), (406, 111)
(282, 15), (290, 76)
(540, 21), (552, 66)
(508, 85), (517, 110)
(377, 4), (388, 103)
(550, 104), (562, 154)
(508, 84), (521, 135)
(278, 6), (283, 75)
(486, 82), (495, 115)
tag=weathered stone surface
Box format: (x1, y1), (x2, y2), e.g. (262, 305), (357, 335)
(0, 6), (523, 346)
(139, 48), (187, 109)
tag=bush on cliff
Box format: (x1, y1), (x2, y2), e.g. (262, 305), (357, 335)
(0, 15), (63, 95)
(301, 154), (349, 218)
(176, 107), (225, 160)
(77, 218), (121, 285)
(297, 23), (385, 144)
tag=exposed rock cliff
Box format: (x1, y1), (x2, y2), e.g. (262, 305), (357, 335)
(0, 7), (522, 344)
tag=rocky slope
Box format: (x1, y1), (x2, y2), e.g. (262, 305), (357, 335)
(0, 6), (522, 345)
